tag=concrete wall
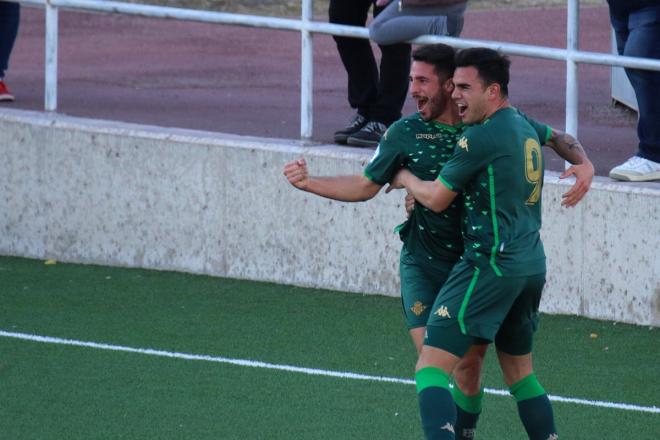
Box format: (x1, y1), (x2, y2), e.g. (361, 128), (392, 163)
(1, 109), (658, 326)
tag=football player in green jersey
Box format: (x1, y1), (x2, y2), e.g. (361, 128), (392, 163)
(285, 45), (491, 439)
(388, 48), (587, 439)
(285, 44), (466, 353)
(286, 45), (592, 440)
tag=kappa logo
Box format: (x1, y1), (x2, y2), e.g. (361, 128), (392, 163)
(434, 305), (451, 319)
(410, 301), (427, 317)
(458, 136), (469, 152)
(440, 422), (455, 434)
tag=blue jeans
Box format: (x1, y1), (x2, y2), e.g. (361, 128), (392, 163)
(0, 1), (20, 78)
(609, 3), (660, 163)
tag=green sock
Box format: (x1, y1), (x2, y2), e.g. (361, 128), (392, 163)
(452, 384), (483, 439)
(509, 373), (558, 440)
(416, 367), (456, 439)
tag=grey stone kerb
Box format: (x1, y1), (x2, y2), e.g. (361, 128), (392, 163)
(1, 109), (658, 326)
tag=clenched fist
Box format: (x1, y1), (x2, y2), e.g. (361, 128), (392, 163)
(283, 157), (309, 190)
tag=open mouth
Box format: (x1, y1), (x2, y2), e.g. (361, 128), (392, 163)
(415, 96), (428, 113)
(457, 103), (467, 118)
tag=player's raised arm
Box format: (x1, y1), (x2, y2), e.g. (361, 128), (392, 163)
(544, 128), (594, 207)
(283, 157), (382, 202)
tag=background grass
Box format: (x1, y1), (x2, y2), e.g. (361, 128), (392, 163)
(0, 256), (658, 439)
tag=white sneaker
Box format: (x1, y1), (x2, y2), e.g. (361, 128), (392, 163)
(609, 156), (660, 182)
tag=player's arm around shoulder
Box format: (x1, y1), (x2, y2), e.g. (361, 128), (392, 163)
(514, 108), (594, 207)
(283, 156), (382, 202)
(387, 168), (457, 213)
(438, 128), (489, 184)
(544, 127), (595, 207)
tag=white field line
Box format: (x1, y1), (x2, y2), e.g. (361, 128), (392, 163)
(1, 329), (658, 415)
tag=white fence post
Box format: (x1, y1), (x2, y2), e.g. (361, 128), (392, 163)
(300, 0), (313, 140)
(45, 0), (58, 111)
(565, 0), (579, 138)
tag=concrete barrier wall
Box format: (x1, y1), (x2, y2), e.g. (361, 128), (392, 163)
(1, 110), (658, 326)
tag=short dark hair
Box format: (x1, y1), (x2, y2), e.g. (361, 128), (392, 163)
(412, 44), (456, 81)
(454, 48), (510, 96)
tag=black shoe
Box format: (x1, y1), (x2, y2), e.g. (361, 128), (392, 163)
(334, 114), (367, 144)
(347, 121), (387, 148)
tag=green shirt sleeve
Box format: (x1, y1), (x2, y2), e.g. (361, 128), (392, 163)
(514, 108), (552, 144)
(363, 121), (407, 185)
(438, 130), (491, 193)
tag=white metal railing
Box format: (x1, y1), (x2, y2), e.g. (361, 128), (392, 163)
(16, 0), (660, 140)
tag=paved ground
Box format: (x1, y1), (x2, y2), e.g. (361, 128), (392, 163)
(2, 4), (644, 176)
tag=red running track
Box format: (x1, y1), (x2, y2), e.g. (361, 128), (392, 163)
(3, 5), (643, 176)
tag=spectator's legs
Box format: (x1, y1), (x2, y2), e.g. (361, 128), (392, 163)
(329, 0), (378, 120)
(372, 40), (411, 125)
(369, 1), (467, 45)
(370, 1), (411, 126)
(615, 6), (660, 163)
(608, 5), (660, 180)
(0, 1), (21, 79)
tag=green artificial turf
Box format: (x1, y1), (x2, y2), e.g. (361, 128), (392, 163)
(0, 256), (658, 439)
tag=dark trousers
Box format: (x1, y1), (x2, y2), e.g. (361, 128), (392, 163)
(609, 3), (660, 162)
(0, 1), (20, 78)
(329, 0), (411, 126)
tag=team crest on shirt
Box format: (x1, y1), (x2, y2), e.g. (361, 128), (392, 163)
(434, 305), (452, 318)
(410, 301), (427, 316)
(458, 136), (469, 152)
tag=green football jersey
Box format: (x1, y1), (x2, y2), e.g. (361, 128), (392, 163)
(438, 107), (552, 276)
(364, 113), (464, 263)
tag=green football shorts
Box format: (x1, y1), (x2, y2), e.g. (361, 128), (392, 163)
(399, 245), (457, 330)
(424, 259), (546, 357)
